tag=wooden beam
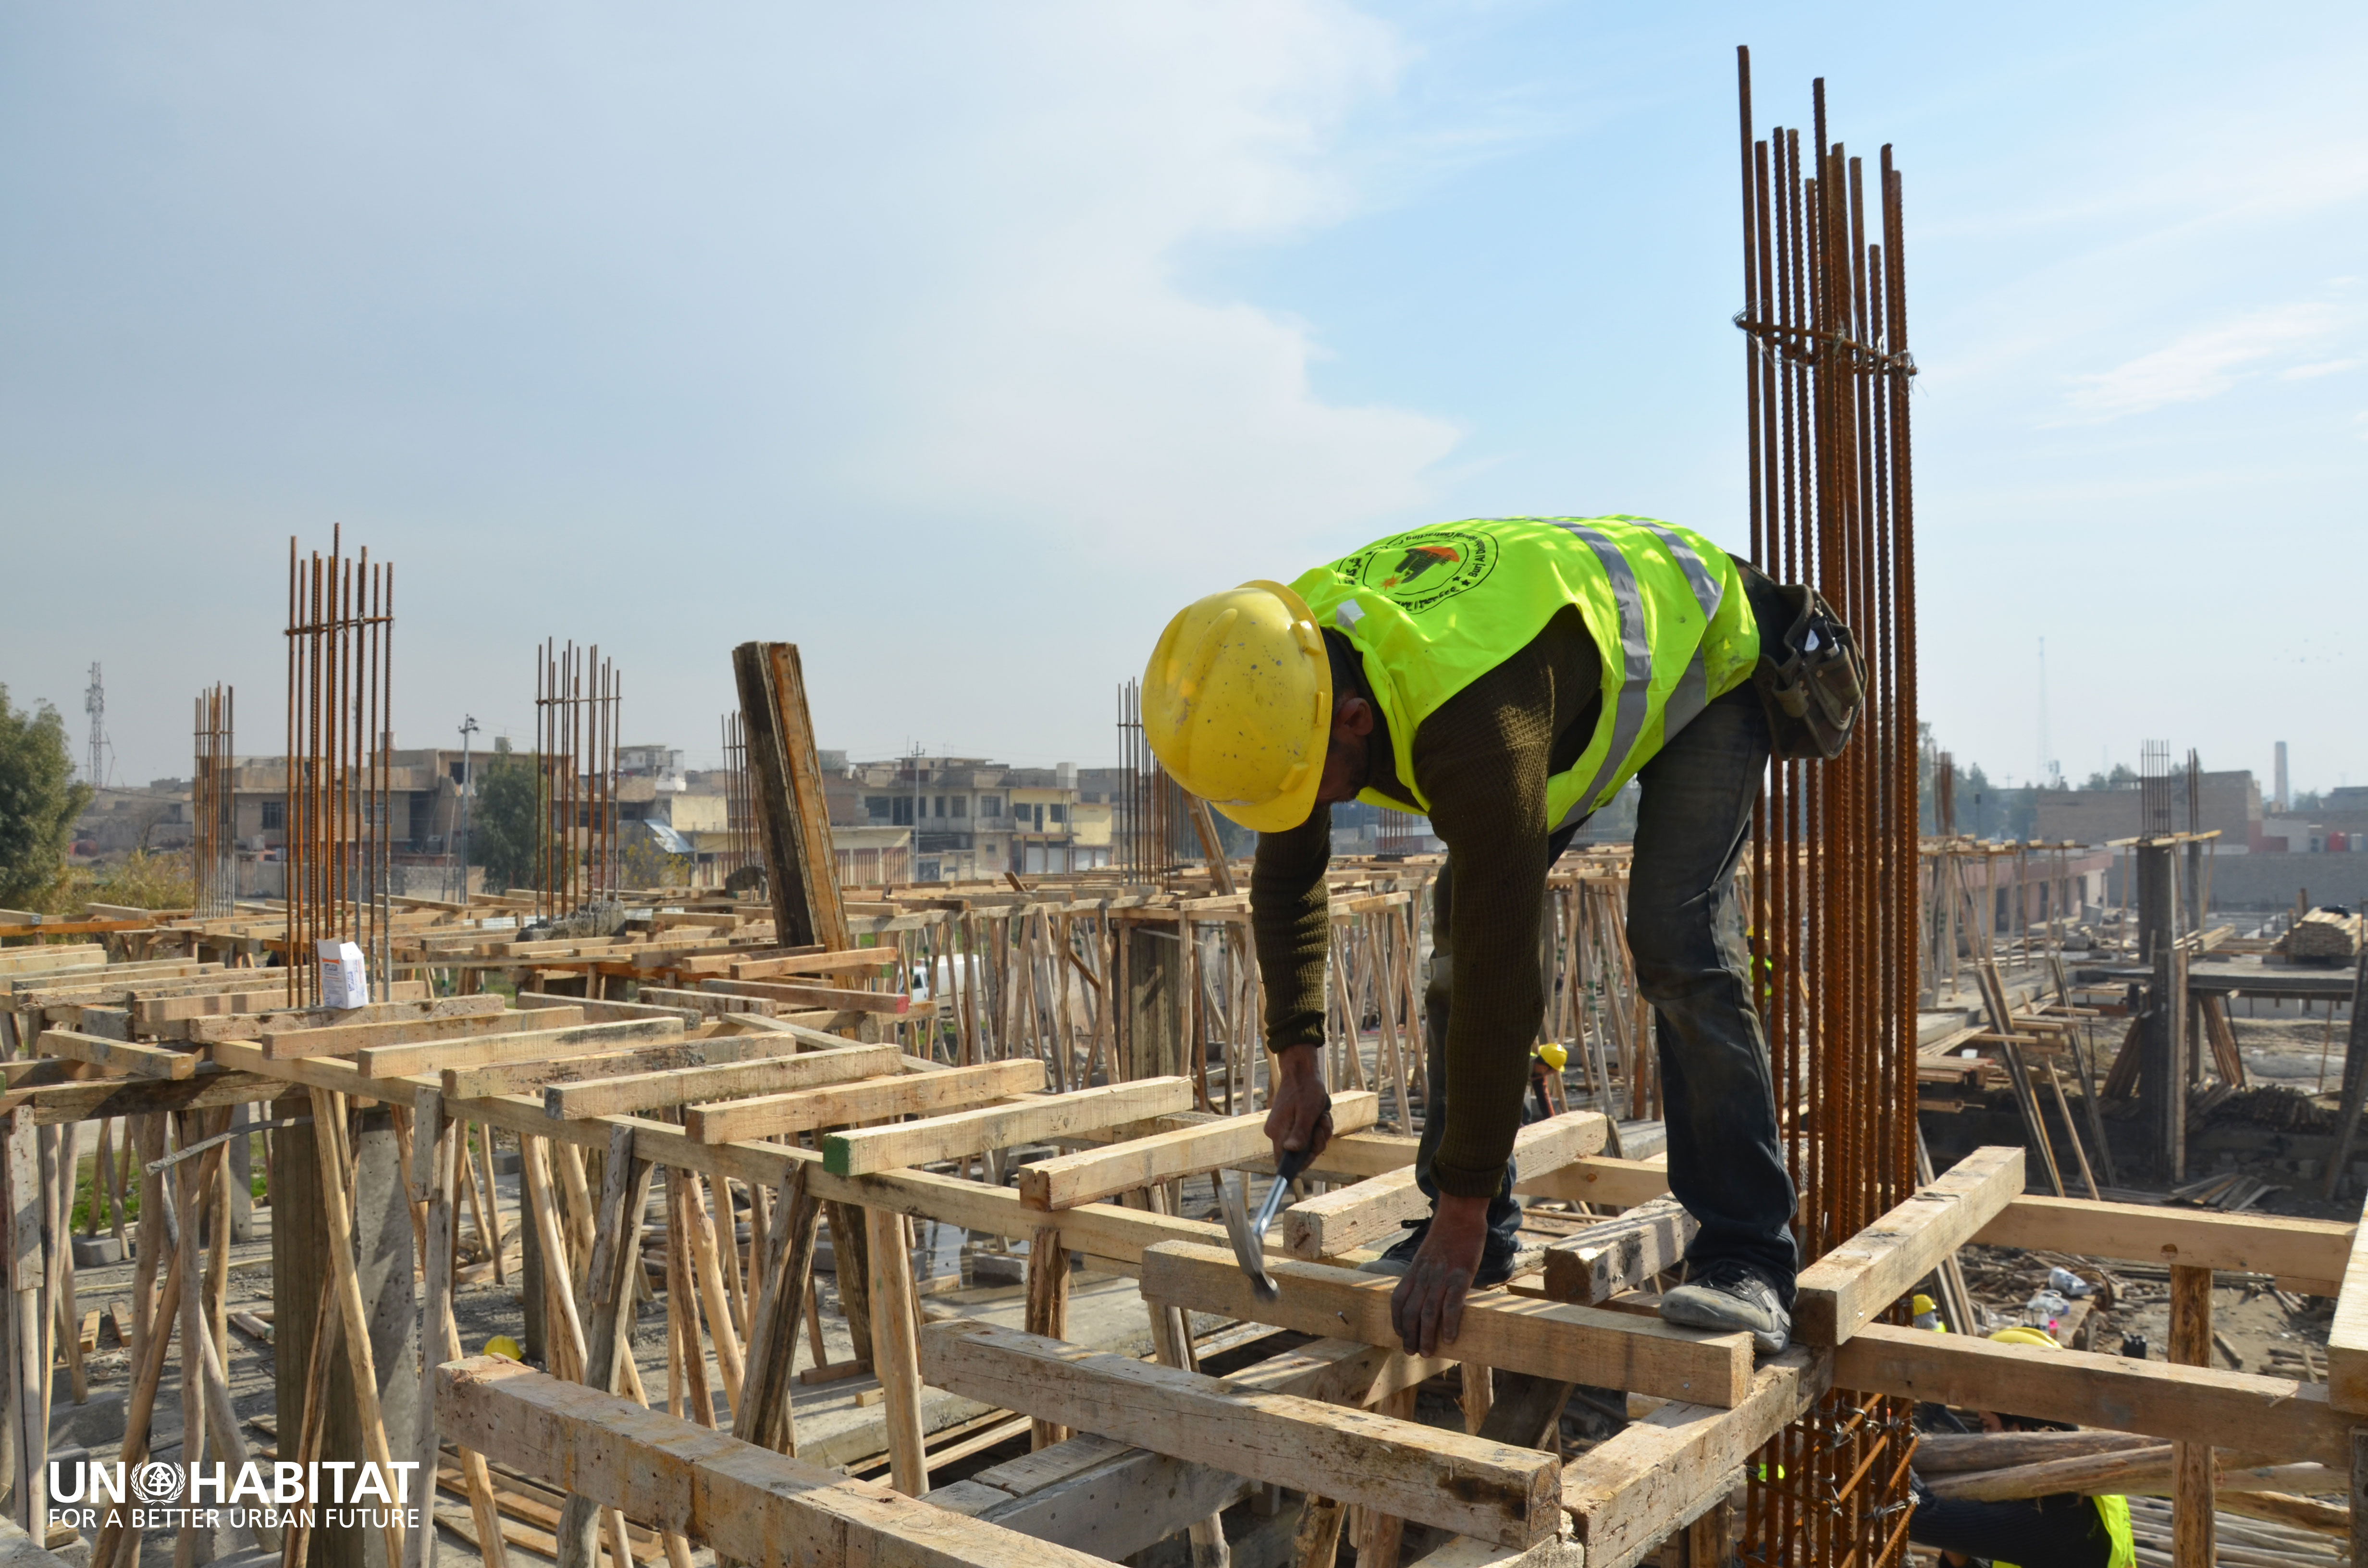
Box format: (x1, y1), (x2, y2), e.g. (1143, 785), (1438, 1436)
(1015, 1091), (1382, 1210)
(356, 1016), (683, 1078)
(1140, 1241), (1751, 1409)
(542, 1044), (902, 1119)
(698, 978), (910, 1014)
(443, 1034), (811, 1100)
(1515, 1155), (1673, 1209)
(1981, 1196), (2349, 1294)
(21, 1071), (294, 1126)
(34, 1030), (197, 1080)
(685, 1062), (1045, 1144)
(1792, 1146), (2024, 1346)
(916, 1320), (1563, 1548)
(1832, 1323), (2354, 1468)
(1539, 1196), (1696, 1305)
(1282, 1112), (1608, 1260)
(731, 641), (850, 953)
(138, 991), (504, 1029)
(2322, 1191), (2368, 1413)
(438, 1355), (1101, 1568)
(260, 1007), (575, 1059)
(1560, 1348), (1831, 1568)
(822, 1078), (1196, 1177)
(727, 951), (900, 981)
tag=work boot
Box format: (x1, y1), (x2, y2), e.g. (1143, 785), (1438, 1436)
(1660, 1261), (1791, 1355)
(1356, 1219), (1519, 1288)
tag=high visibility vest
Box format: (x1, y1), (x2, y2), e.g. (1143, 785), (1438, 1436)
(1994, 1494), (2135, 1568)
(1290, 517), (1760, 829)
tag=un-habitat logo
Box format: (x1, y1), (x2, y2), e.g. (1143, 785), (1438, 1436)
(48, 1459), (423, 1535)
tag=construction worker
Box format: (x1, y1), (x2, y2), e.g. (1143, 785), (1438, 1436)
(1908, 1330), (2137, 1568)
(1144, 516), (1861, 1359)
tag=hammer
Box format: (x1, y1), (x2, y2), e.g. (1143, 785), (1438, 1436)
(1219, 1145), (1315, 1301)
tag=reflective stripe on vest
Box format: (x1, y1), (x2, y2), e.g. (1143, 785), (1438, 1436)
(1288, 517), (1760, 827)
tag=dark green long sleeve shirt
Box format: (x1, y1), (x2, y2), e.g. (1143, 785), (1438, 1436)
(1251, 606), (1602, 1198)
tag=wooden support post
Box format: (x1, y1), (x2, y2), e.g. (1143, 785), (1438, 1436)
(409, 1092), (506, 1568)
(731, 1165), (820, 1459)
(305, 1088), (409, 1568)
(555, 1124), (658, 1568)
(2349, 1429), (2368, 1568)
(730, 642), (849, 953)
(2, 1114), (42, 1532)
(1024, 1227), (1071, 1450)
(2170, 1264), (2215, 1567)
(862, 1204), (929, 1495)
(1139, 1209), (1228, 1568)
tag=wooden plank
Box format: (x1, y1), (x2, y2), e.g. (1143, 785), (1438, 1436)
(1793, 1146), (2025, 1346)
(1560, 1348), (1831, 1568)
(685, 1061), (1045, 1144)
(732, 641), (851, 953)
(445, 1034), (809, 1101)
(261, 1007), (576, 1059)
(437, 1355), (1103, 1568)
(728, 951), (900, 981)
(1516, 1154), (1674, 1209)
(1140, 1241), (1751, 1409)
(1831, 1323), (2354, 1468)
(1539, 1196), (1696, 1305)
(19, 1071), (293, 1125)
(1981, 1195), (2350, 1294)
(355, 1016), (683, 1078)
(543, 1044), (901, 1119)
(698, 978), (910, 1014)
(1015, 1090), (1383, 1210)
(139, 990), (502, 1028)
(34, 1029), (197, 1080)
(822, 1078), (1196, 1176)
(514, 992), (702, 1025)
(2170, 1262), (2217, 1564)
(916, 1319), (1563, 1548)
(2321, 1190), (2368, 1413)
(1282, 1112), (1609, 1260)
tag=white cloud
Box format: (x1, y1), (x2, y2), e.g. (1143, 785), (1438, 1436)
(2061, 300), (2353, 420)
(2282, 358), (2362, 380)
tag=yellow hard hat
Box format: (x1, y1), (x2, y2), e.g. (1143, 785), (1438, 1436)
(1536, 1041), (1569, 1071)
(1987, 1326), (2061, 1350)
(1911, 1294), (1937, 1317)
(1144, 581), (1332, 833)
(483, 1334), (524, 1362)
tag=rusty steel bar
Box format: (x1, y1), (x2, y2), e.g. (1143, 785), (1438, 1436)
(530, 638), (620, 918)
(192, 684), (235, 919)
(283, 529), (395, 1006)
(1735, 47), (1922, 1568)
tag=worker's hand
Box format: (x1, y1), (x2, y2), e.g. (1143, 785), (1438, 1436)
(1264, 1045), (1333, 1166)
(1390, 1193), (1489, 1356)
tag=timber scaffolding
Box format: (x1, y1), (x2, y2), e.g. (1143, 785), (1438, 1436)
(0, 53), (2364, 1568)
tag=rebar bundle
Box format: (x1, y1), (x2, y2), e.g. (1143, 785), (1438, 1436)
(720, 710), (759, 888)
(1734, 49), (1923, 1568)
(533, 639), (620, 919)
(1116, 679), (1193, 884)
(283, 528), (395, 1004)
(191, 684), (235, 919)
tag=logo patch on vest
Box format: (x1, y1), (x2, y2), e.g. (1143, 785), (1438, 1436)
(1338, 527), (1496, 614)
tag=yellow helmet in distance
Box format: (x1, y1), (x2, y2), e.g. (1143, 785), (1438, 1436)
(1987, 1326), (2062, 1351)
(483, 1334), (525, 1362)
(1536, 1041), (1569, 1072)
(1144, 580), (1333, 833)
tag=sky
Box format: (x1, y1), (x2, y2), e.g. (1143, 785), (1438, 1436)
(2, 2), (2364, 794)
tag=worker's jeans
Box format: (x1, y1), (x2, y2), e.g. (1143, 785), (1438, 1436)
(1413, 681), (1799, 1299)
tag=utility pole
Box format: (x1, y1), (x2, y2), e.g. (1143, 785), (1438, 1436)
(451, 715), (480, 902)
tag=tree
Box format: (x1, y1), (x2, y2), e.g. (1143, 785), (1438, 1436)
(469, 752), (540, 892)
(0, 686), (91, 906)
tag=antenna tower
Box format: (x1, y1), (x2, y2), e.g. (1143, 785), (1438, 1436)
(83, 662), (112, 788)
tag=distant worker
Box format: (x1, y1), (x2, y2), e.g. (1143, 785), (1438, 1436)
(1908, 1329), (2136, 1568)
(1143, 517), (1862, 1357)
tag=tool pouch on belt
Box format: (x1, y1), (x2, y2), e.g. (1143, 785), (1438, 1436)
(1751, 581), (1866, 761)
